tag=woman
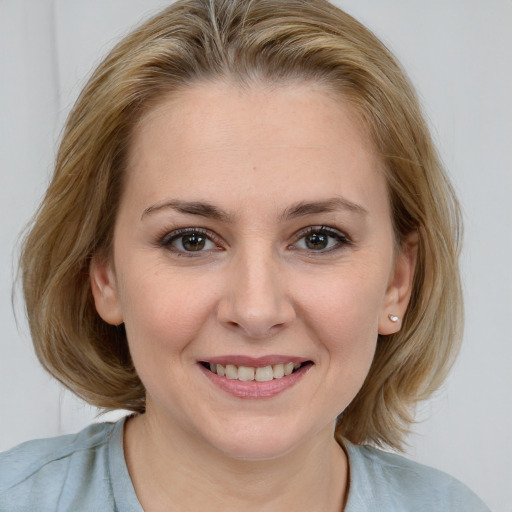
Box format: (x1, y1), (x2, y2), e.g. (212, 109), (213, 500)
(0, 0), (491, 510)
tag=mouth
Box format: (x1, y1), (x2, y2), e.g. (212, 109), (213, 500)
(200, 360), (313, 382)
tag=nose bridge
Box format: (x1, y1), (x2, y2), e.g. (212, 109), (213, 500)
(218, 240), (294, 338)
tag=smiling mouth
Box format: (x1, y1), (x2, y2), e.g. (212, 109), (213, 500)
(200, 361), (312, 382)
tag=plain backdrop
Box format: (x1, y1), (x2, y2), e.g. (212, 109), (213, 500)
(1, 1), (511, 510)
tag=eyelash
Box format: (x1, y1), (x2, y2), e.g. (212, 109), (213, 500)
(290, 226), (353, 254)
(157, 225), (352, 257)
(157, 228), (223, 257)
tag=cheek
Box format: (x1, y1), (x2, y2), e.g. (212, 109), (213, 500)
(117, 267), (218, 362)
(297, 265), (386, 357)
(117, 269), (224, 410)
(297, 269), (386, 412)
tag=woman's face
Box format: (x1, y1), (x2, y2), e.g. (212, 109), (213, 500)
(91, 81), (415, 460)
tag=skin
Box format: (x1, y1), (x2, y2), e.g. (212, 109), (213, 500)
(91, 81), (416, 511)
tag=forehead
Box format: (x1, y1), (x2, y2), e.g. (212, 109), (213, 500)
(123, 81), (387, 218)
(132, 80), (373, 155)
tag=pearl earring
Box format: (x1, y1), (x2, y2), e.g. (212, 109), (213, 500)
(388, 314), (399, 323)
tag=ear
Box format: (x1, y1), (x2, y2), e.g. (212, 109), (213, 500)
(378, 232), (418, 335)
(90, 252), (123, 326)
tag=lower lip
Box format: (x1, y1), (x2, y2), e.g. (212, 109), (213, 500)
(199, 363), (312, 399)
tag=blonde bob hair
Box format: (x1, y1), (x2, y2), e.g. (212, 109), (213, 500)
(20, 0), (462, 450)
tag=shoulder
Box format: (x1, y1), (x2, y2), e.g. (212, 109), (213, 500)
(343, 441), (491, 512)
(0, 421), (119, 512)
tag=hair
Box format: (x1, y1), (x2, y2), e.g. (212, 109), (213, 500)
(20, 0), (462, 450)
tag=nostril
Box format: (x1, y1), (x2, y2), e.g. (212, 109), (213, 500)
(216, 292), (296, 339)
(222, 320), (286, 340)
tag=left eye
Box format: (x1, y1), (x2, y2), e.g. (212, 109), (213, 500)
(165, 230), (217, 253)
(293, 227), (349, 252)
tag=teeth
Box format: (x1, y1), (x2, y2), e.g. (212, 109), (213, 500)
(238, 366), (255, 381)
(284, 362), (295, 375)
(225, 364), (238, 380)
(207, 361), (305, 381)
(255, 365), (274, 382)
(272, 363), (284, 378)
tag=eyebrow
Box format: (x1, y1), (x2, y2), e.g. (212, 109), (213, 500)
(141, 196), (367, 222)
(280, 196), (368, 220)
(141, 199), (233, 222)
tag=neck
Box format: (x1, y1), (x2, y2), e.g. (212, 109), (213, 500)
(124, 412), (348, 512)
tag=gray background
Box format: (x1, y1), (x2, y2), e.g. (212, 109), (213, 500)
(1, 1), (511, 510)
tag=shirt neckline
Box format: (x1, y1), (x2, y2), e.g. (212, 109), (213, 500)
(108, 416), (144, 512)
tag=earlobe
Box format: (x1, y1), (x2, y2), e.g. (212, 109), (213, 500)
(90, 253), (124, 326)
(378, 233), (418, 335)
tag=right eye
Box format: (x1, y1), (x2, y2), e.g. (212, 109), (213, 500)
(160, 228), (219, 255)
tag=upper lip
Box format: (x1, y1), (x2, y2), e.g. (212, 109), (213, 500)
(201, 355), (311, 367)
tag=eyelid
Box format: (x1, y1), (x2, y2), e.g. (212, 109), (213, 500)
(289, 225), (353, 251)
(155, 225), (352, 256)
(157, 227), (224, 255)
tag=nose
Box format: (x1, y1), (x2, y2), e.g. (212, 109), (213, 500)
(217, 247), (296, 339)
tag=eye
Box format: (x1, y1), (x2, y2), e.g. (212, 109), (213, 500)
(292, 226), (351, 252)
(160, 228), (219, 254)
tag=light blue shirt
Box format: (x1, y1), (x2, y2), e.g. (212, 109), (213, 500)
(0, 418), (490, 511)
